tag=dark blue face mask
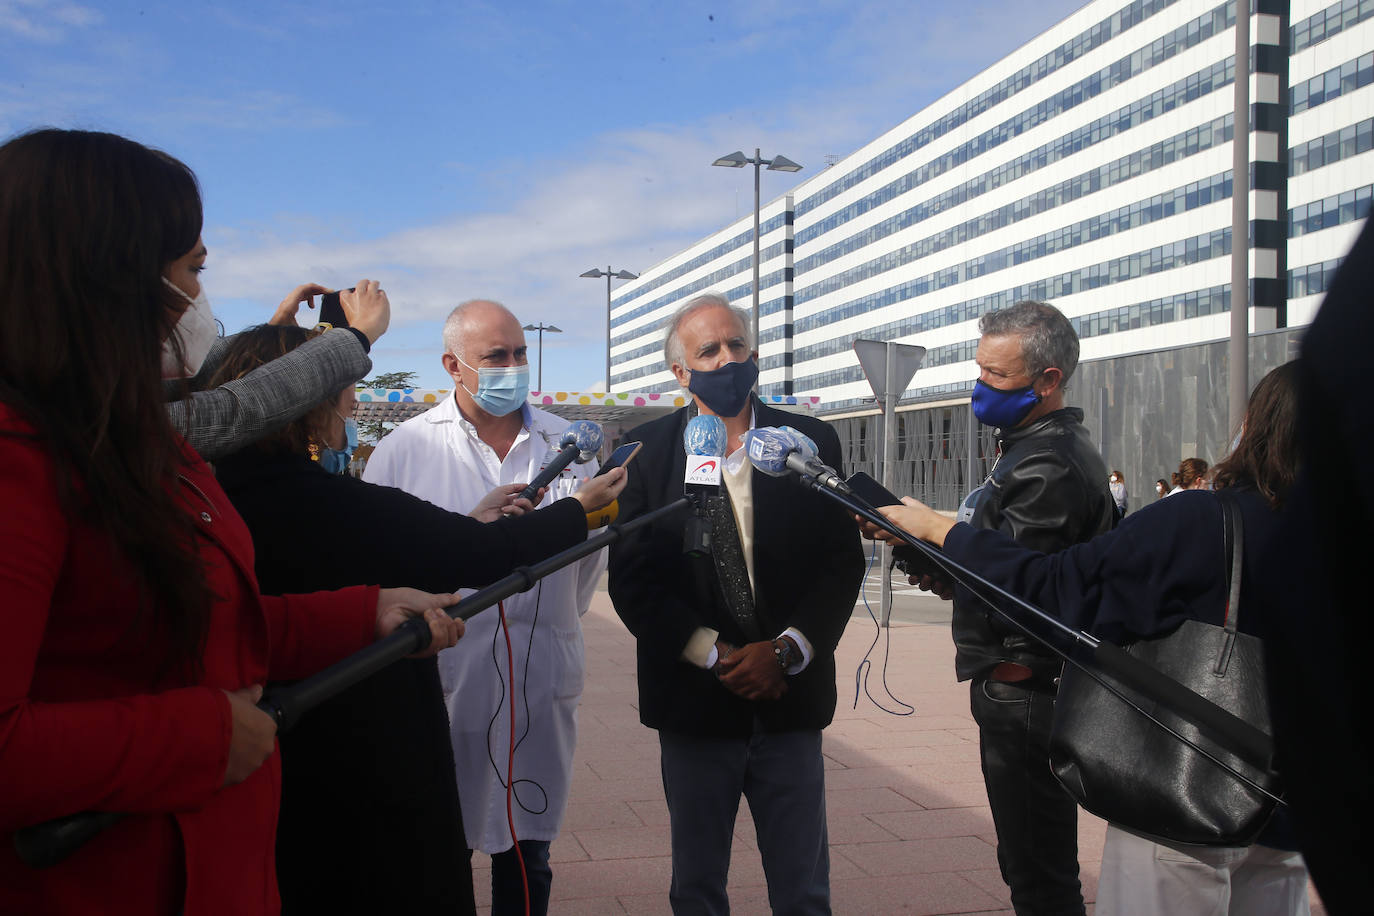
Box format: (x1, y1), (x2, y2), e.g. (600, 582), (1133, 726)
(971, 378), (1041, 429)
(688, 359), (758, 418)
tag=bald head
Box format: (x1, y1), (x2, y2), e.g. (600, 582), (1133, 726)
(443, 299), (520, 361)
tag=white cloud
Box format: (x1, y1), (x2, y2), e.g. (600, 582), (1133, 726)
(206, 0), (1089, 391)
(0, 0), (101, 42)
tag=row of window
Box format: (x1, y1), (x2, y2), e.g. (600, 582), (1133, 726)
(796, 0), (1181, 217)
(1288, 257), (1345, 298)
(795, 170), (1232, 327)
(610, 282), (786, 384)
(609, 213), (788, 312)
(791, 227), (1231, 369)
(797, 52), (1234, 254)
(799, 0), (1232, 238)
(609, 240), (788, 342)
(793, 282), (1233, 395)
(1291, 0), (1374, 55)
(1289, 118), (1374, 176)
(1290, 52), (1373, 115)
(1289, 184), (1374, 236)
(796, 115), (1232, 284)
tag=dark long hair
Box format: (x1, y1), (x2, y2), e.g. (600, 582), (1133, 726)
(1212, 361), (1300, 508)
(208, 324), (337, 457)
(0, 128), (215, 682)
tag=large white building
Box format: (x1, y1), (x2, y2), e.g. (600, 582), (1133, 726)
(608, 0), (1372, 412)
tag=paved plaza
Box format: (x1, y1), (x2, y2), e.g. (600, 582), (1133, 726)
(471, 570), (1327, 914)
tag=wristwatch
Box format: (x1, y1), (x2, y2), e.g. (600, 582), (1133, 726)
(772, 638), (797, 673)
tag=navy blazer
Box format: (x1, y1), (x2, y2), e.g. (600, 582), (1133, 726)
(608, 399), (865, 738)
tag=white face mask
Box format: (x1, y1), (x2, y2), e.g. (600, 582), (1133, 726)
(161, 277), (218, 378)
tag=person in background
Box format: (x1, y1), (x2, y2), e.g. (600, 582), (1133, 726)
(1109, 470), (1128, 518)
(864, 362), (1310, 916)
(1168, 458), (1209, 494)
(209, 324), (626, 916)
(1155, 478), (1169, 500)
(364, 300), (605, 916)
(0, 128), (461, 916)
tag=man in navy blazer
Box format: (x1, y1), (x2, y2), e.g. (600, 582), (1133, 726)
(608, 293), (864, 915)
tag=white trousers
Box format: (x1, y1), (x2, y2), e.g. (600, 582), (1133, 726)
(1096, 824), (1310, 916)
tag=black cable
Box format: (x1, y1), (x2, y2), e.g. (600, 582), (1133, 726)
(852, 539), (914, 716)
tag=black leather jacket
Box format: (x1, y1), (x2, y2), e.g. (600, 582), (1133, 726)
(952, 407), (1116, 682)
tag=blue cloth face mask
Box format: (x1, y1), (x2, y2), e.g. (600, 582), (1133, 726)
(971, 378), (1041, 429)
(457, 355), (529, 417)
(688, 359), (758, 418)
(318, 413), (358, 475)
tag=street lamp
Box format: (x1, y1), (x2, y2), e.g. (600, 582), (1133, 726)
(711, 148), (803, 367)
(580, 266), (639, 392)
(521, 322), (562, 391)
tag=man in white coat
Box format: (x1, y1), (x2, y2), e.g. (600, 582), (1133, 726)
(364, 300), (602, 916)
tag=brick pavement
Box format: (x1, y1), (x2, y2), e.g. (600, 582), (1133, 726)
(471, 580), (1326, 915)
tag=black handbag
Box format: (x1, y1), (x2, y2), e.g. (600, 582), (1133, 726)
(1047, 492), (1283, 846)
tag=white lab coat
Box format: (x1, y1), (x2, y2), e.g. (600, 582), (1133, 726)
(363, 395), (603, 853)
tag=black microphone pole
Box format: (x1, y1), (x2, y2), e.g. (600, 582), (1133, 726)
(516, 443), (579, 504)
(13, 496), (692, 870)
(787, 464), (1277, 780)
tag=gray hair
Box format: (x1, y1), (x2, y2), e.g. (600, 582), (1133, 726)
(662, 292), (753, 369)
(442, 299), (512, 361)
(979, 300), (1079, 383)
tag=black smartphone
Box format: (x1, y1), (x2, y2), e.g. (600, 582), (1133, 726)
(595, 441), (642, 477)
(846, 472), (948, 581)
(845, 471), (903, 508)
(318, 288), (354, 329)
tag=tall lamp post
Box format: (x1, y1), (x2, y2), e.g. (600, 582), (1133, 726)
(580, 266), (639, 392)
(711, 148), (803, 366)
(521, 322), (561, 391)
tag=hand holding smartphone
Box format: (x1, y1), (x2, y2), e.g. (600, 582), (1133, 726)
(595, 441), (642, 477)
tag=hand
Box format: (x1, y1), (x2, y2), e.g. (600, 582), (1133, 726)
(856, 497), (956, 549)
(716, 641), (787, 702)
(268, 283), (330, 326)
(374, 587), (464, 657)
(340, 278), (390, 344)
(222, 685), (277, 787)
(470, 483), (537, 522)
(571, 466), (626, 513)
(909, 572), (956, 601)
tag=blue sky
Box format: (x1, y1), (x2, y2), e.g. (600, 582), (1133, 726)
(2, 0), (1085, 390)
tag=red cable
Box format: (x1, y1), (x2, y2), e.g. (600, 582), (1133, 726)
(497, 600), (531, 916)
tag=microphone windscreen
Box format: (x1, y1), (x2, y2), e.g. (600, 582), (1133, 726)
(777, 426), (818, 459)
(563, 420), (604, 462)
(744, 427), (803, 476)
(683, 414), (727, 457)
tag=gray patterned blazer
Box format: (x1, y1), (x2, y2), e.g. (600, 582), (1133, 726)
(166, 327), (372, 461)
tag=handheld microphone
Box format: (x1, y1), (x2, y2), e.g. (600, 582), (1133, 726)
(517, 420), (603, 503)
(683, 414), (727, 556)
(743, 426), (852, 495)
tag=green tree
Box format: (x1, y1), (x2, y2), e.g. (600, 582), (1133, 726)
(357, 371), (420, 444)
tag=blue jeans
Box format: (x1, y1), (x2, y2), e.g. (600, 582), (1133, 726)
(489, 839), (552, 916)
(659, 727), (830, 916)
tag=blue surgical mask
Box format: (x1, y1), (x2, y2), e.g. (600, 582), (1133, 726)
(688, 359), (758, 418)
(317, 412), (358, 475)
(970, 378), (1041, 429)
(457, 355), (529, 417)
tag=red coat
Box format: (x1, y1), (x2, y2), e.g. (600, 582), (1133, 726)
(0, 405), (379, 915)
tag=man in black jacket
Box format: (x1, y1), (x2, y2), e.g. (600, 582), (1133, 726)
(608, 294), (864, 915)
(951, 301), (1115, 915)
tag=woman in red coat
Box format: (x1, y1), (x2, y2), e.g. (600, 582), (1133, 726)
(0, 129), (462, 915)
